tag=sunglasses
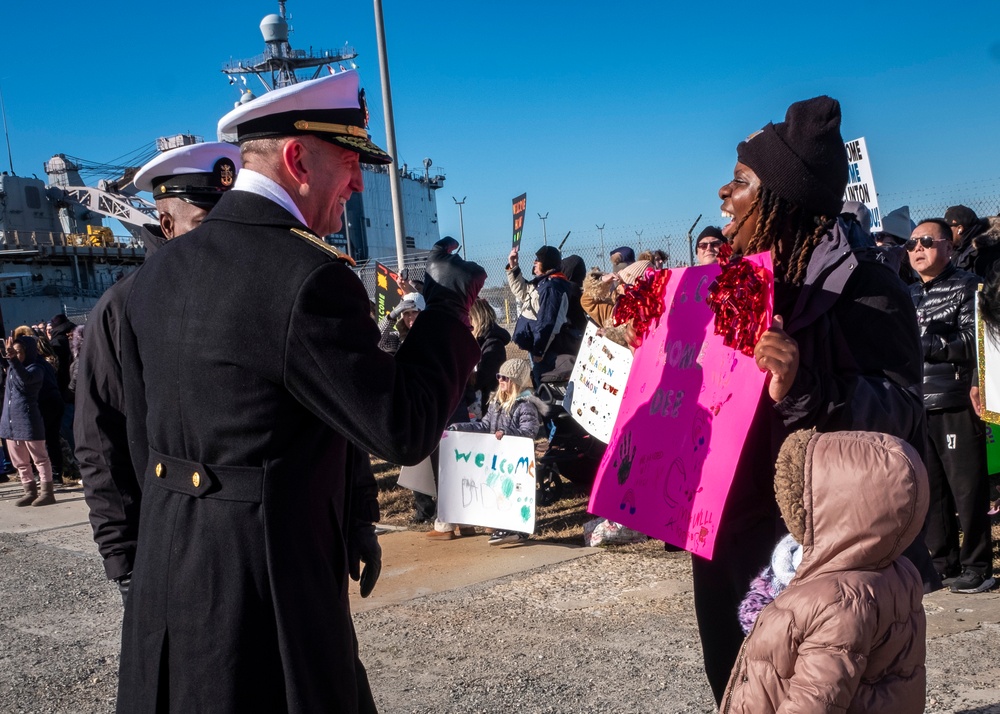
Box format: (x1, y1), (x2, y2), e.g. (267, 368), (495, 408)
(904, 236), (947, 252)
(697, 240), (724, 251)
(496, 374), (510, 381)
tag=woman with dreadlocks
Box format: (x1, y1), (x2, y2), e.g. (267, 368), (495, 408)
(695, 96), (937, 705)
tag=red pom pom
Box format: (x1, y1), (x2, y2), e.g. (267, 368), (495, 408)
(612, 267), (671, 347)
(707, 254), (773, 357)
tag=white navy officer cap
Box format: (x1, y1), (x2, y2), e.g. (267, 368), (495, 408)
(216, 70), (391, 165)
(133, 142), (241, 209)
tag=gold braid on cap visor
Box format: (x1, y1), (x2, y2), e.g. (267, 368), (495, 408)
(293, 120), (368, 138)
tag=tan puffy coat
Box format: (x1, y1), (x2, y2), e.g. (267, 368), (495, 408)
(721, 432), (929, 714)
(580, 268), (630, 347)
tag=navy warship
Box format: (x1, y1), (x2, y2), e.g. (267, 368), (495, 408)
(0, 0), (443, 331)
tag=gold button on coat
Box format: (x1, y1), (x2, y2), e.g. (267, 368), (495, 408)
(155, 463), (165, 478)
(192, 472), (201, 488)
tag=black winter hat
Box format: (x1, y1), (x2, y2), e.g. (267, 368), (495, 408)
(736, 96), (849, 218)
(535, 245), (562, 272)
(696, 226), (726, 243)
(945, 205), (978, 229)
(609, 246), (635, 263)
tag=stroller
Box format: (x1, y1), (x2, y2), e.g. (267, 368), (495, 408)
(533, 355), (607, 506)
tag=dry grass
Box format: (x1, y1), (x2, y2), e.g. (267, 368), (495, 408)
(375, 455), (594, 544)
(377, 464), (1000, 571)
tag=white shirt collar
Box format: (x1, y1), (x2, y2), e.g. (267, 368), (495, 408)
(232, 169), (309, 228)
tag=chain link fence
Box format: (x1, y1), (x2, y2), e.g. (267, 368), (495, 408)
(355, 186), (1000, 324)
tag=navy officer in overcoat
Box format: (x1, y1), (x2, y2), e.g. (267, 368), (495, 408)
(114, 70), (484, 713)
(77, 141), (242, 597)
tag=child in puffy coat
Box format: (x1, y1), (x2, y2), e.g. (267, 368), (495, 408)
(721, 429), (929, 714)
(448, 358), (543, 545)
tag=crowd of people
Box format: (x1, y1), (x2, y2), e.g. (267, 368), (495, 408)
(15, 68), (985, 713)
(373, 95), (996, 713)
(0, 315), (83, 505)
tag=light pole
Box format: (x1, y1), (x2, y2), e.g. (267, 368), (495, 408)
(538, 212), (549, 245)
(0, 84), (13, 175)
(635, 229), (643, 254)
(453, 196), (467, 259)
(373, 0), (407, 269)
(596, 224), (606, 270)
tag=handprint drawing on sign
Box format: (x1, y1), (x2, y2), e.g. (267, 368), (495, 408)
(614, 431), (637, 485)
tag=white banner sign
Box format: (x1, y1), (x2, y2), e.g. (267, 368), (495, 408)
(567, 322), (634, 442)
(843, 136), (881, 231)
(398, 456), (436, 496)
(436, 431), (536, 532)
(976, 297), (1000, 422)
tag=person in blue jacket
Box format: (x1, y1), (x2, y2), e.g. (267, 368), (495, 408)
(505, 244), (575, 386)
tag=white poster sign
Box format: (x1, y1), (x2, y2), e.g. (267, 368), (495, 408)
(398, 456), (436, 496)
(843, 136), (881, 231)
(436, 431), (536, 533)
(567, 322), (634, 442)
(976, 296), (1000, 422)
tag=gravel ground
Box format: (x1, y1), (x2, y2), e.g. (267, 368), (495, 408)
(1, 523), (999, 713)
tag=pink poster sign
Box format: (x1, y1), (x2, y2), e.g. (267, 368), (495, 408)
(587, 253), (773, 559)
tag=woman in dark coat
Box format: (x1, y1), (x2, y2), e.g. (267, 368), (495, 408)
(1, 335), (56, 506)
(697, 96), (934, 704)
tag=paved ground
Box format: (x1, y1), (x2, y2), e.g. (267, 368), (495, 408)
(1, 480), (999, 713)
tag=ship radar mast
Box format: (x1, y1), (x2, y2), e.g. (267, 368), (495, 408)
(222, 0), (358, 93)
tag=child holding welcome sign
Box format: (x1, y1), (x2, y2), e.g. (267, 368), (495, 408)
(448, 358), (544, 545)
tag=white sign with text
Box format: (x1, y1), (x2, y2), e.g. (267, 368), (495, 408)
(436, 430), (536, 532)
(567, 322), (634, 442)
(843, 136), (881, 231)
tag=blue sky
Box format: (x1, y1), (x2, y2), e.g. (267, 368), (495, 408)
(4, 1), (1000, 261)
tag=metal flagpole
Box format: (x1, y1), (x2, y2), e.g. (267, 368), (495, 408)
(373, 0), (407, 269)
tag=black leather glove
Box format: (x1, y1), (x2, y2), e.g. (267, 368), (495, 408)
(116, 574), (131, 606)
(422, 237), (486, 328)
(348, 522), (382, 598)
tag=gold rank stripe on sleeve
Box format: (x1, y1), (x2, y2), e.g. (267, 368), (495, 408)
(289, 228), (357, 266)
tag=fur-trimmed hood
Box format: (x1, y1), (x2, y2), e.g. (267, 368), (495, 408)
(976, 215), (1000, 249)
(582, 268), (615, 306)
(788, 431), (929, 582)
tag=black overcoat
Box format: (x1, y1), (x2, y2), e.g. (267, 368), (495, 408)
(116, 191), (479, 713)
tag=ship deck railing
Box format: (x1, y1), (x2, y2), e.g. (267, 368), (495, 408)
(0, 278), (112, 301)
(0, 230), (144, 260)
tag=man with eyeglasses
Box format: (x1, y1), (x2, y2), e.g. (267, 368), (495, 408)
(908, 218), (995, 594)
(695, 226), (727, 265)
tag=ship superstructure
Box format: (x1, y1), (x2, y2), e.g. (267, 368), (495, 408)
(221, 0), (444, 262)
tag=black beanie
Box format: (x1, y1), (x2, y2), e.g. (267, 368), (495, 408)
(736, 96), (848, 218)
(535, 245), (562, 272)
(697, 226), (726, 242)
(945, 205), (977, 229)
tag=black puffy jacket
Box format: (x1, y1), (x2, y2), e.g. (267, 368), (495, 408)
(909, 263), (979, 410)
